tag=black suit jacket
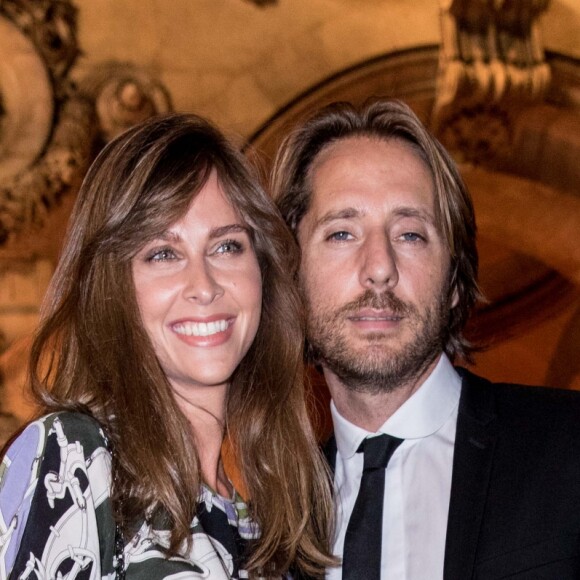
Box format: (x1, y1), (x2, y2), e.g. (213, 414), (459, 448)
(325, 369), (580, 579)
(444, 369), (580, 579)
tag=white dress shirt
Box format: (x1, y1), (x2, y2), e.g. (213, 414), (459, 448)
(326, 355), (462, 580)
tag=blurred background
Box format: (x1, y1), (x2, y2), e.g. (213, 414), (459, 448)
(1, 0), (579, 442)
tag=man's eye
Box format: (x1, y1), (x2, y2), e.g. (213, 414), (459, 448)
(327, 231), (353, 242)
(146, 248), (177, 262)
(215, 239), (243, 254)
(401, 232), (425, 242)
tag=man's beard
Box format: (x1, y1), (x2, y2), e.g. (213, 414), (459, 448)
(305, 288), (450, 395)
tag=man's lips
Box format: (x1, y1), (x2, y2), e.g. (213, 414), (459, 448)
(345, 309), (404, 335)
(347, 308), (403, 322)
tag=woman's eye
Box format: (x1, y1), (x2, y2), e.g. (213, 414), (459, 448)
(215, 239), (243, 254)
(145, 248), (177, 262)
(327, 231), (353, 242)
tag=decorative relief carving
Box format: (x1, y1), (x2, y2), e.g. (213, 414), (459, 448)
(80, 62), (172, 143)
(0, 0), (173, 434)
(242, 0), (278, 6)
(0, 0), (83, 244)
(0, 95), (95, 244)
(0, 15), (55, 181)
(437, 104), (513, 165)
(433, 0), (551, 163)
(0, 0), (79, 91)
(0, 1), (172, 246)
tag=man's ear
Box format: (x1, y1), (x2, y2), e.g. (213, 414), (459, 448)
(450, 285), (459, 309)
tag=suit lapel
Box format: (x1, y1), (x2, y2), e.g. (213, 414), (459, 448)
(444, 370), (499, 580)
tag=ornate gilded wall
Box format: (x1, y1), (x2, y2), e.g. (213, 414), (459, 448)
(1, 0), (579, 437)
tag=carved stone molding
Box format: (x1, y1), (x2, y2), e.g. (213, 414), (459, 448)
(436, 103), (514, 164)
(243, 0), (277, 6)
(0, 0), (78, 88)
(433, 0), (552, 162)
(0, 95), (96, 245)
(0, 0), (86, 246)
(0, 1), (172, 247)
(79, 62), (172, 143)
(0, 16), (54, 181)
(0, 0), (173, 435)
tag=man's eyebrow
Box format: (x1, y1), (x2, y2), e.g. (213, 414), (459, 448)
(208, 223), (251, 239)
(314, 208), (361, 229)
(392, 207), (435, 223)
(313, 206), (436, 229)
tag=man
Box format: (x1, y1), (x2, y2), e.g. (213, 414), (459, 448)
(271, 99), (580, 579)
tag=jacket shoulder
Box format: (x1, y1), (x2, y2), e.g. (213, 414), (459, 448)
(456, 367), (580, 429)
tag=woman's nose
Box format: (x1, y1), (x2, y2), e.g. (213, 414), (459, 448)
(183, 260), (224, 305)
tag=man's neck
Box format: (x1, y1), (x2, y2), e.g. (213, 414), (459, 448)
(324, 356), (441, 432)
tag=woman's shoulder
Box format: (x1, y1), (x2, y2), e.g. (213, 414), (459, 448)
(0, 411), (115, 577)
(2, 411), (110, 492)
(43, 410), (109, 448)
(10, 409), (104, 447)
(39, 410), (106, 435)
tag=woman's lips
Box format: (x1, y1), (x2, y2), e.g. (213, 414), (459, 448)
(171, 316), (235, 346)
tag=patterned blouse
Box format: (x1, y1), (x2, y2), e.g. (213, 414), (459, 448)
(0, 412), (260, 579)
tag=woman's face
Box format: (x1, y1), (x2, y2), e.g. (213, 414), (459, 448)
(132, 170), (262, 398)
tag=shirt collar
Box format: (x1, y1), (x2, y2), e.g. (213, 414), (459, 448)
(332, 354), (462, 459)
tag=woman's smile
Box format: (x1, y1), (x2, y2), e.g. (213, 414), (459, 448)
(172, 316), (233, 337)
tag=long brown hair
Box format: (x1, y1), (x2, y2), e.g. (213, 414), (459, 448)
(29, 113), (335, 577)
(271, 99), (482, 362)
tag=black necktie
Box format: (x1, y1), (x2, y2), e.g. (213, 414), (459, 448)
(342, 433), (404, 580)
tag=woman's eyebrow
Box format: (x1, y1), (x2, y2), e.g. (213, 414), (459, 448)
(156, 230), (181, 242)
(209, 223), (250, 239)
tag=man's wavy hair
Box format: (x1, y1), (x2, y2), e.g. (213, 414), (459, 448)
(270, 99), (481, 362)
(29, 113), (335, 578)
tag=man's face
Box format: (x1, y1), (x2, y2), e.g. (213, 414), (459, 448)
(297, 136), (456, 394)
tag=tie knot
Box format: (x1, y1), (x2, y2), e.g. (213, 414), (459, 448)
(358, 433), (403, 471)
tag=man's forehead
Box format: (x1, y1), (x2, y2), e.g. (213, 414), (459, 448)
(307, 135), (374, 181)
(309, 133), (426, 170)
(308, 138), (434, 204)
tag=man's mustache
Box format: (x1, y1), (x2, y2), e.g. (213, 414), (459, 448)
(335, 289), (413, 317)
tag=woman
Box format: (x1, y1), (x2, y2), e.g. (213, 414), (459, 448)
(0, 114), (335, 578)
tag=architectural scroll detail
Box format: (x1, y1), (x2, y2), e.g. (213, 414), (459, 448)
(80, 62), (172, 143)
(433, 0), (551, 163)
(0, 95), (95, 245)
(242, 0), (278, 6)
(0, 0), (172, 246)
(0, 0), (83, 244)
(0, 0), (79, 90)
(0, 0), (173, 435)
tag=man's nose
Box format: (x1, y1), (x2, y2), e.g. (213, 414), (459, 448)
(358, 232), (399, 291)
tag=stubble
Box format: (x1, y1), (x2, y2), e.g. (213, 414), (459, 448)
(304, 288), (450, 395)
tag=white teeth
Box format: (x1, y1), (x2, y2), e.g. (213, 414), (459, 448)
(173, 320), (229, 337)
